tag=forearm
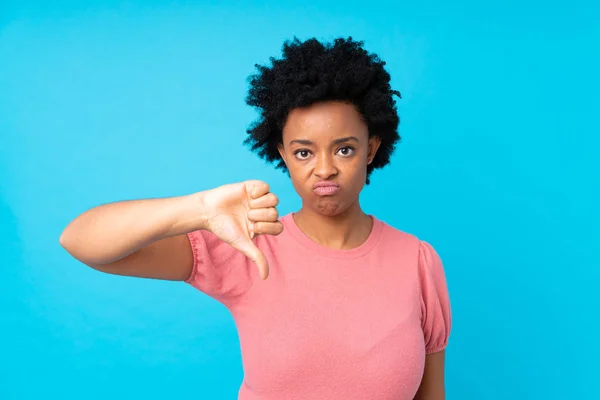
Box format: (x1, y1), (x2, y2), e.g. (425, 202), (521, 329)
(59, 193), (205, 265)
(413, 351), (446, 400)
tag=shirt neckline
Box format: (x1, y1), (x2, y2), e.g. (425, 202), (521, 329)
(280, 212), (384, 259)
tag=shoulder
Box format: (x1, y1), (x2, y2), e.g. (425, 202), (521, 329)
(375, 216), (426, 255)
(375, 216), (445, 274)
(376, 217), (420, 244)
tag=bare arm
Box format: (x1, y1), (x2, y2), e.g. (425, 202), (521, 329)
(59, 180), (283, 281)
(414, 350), (446, 400)
(59, 194), (205, 281)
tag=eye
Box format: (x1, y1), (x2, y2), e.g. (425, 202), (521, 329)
(337, 146), (355, 157)
(293, 149), (311, 160)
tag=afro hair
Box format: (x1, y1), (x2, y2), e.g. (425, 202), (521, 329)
(244, 36), (401, 184)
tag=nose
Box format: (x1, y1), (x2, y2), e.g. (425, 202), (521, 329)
(314, 152), (338, 179)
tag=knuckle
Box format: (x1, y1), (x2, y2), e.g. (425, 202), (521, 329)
(258, 180), (269, 191)
(269, 193), (279, 205)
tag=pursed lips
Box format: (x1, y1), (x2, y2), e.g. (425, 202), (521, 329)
(312, 181), (340, 196)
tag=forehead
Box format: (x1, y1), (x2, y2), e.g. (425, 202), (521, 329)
(283, 101), (368, 141)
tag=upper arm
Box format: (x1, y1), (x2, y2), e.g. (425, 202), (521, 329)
(414, 350), (446, 400)
(414, 241), (451, 399)
(418, 241), (452, 354)
(90, 229), (256, 306)
(91, 234), (194, 281)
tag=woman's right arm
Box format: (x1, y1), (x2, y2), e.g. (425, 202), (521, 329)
(59, 180), (282, 281)
(59, 193), (206, 281)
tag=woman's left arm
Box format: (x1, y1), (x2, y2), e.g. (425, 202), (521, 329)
(413, 350), (446, 400)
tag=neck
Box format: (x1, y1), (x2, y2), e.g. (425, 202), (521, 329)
(293, 201), (373, 250)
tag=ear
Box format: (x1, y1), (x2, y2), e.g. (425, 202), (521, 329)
(367, 136), (382, 165)
(277, 142), (287, 166)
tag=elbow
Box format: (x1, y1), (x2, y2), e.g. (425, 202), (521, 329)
(58, 227), (111, 268)
(59, 230), (69, 250)
(59, 226), (74, 252)
(59, 230), (96, 268)
(59, 227), (84, 262)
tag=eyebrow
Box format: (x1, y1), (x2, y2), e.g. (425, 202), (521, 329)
(289, 136), (360, 146)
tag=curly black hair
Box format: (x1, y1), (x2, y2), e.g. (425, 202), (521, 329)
(244, 36), (401, 184)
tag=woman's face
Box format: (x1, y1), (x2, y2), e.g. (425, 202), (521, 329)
(278, 101), (381, 217)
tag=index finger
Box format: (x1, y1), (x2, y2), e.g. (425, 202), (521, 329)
(244, 180), (270, 199)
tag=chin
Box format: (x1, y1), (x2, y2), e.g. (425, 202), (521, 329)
(316, 202), (344, 216)
(314, 195), (358, 218)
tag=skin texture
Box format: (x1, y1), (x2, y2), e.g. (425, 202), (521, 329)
(201, 180), (283, 279)
(59, 182), (282, 281)
(414, 350), (446, 400)
(278, 101), (381, 250)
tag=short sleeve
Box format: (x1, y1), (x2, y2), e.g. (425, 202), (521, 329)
(184, 229), (257, 307)
(418, 240), (452, 354)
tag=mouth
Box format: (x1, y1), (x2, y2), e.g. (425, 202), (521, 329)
(312, 182), (340, 196)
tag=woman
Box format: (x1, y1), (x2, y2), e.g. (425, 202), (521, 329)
(60, 37), (451, 399)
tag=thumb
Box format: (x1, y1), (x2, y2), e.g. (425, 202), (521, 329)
(233, 237), (269, 280)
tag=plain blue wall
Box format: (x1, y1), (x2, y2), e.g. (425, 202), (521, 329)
(1, 1), (598, 399)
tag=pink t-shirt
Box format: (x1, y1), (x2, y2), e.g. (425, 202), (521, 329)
(185, 212), (452, 400)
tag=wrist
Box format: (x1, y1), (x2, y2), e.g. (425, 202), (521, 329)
(167, 192), (210, 236)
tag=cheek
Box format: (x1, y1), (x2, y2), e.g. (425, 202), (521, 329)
(287, 163), (311, 191)
(346, 157), (368, 177)
(343, 160), (368, 191)
(288, 159), (312, 177)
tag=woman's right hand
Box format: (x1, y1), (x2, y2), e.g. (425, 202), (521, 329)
(199, 180), (283, 280)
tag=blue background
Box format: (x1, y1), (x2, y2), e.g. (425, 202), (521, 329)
(1, 1), (598, 399)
